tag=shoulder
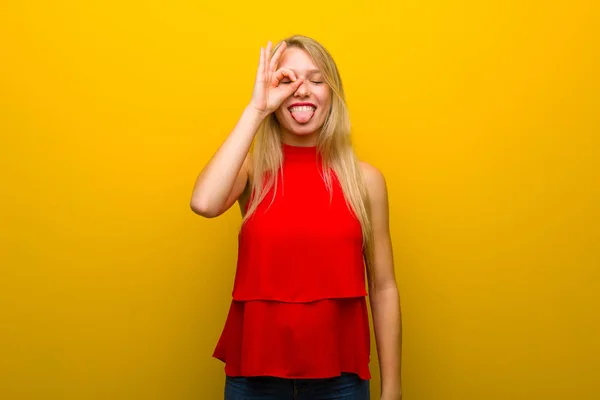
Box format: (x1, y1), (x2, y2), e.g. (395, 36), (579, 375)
(359, 161), (388, 202)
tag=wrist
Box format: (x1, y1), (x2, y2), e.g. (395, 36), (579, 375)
(381, 389), (402, 400)
(381, 383), (402, 399)
(245, 104), (269, 121)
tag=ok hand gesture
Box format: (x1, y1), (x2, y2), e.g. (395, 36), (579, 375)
(248, 41), (304, 117)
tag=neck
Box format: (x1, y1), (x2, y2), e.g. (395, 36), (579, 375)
(281, 130), (319, 147)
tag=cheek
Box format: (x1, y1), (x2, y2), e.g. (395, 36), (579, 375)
(275, 108), (289, 121)
(316, 89), (332, 111)
(317, 98), (332, 116)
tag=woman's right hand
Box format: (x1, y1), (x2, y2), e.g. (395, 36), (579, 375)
(248, 40), (305, 117)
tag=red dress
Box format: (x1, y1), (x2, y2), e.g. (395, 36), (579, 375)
(212, 143), (371, 380)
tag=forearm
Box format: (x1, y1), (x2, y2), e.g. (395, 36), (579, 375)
(370, 286), (402, 398)
(190, 105), (265, 215)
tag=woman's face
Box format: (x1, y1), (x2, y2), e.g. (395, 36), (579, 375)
(274, 47), (332, 143)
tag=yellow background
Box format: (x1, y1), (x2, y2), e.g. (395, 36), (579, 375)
(1, 0), (599, 399)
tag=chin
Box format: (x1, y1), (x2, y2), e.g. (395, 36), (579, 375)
(277, 115), (325, 137)
(287, 125), (321, 136)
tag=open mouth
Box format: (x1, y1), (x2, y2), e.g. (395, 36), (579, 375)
(288, 105), (317, 124)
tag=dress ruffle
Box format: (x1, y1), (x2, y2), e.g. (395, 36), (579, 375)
(213, 297), (371, 380)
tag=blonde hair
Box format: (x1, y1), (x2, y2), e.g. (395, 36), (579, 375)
(243, 34), (375, 286)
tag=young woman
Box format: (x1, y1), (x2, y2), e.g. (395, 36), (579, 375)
(190, 35), (402, 400)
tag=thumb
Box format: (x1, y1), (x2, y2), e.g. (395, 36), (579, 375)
(286, 78), (304, 94)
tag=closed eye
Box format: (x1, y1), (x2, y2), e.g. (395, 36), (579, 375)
(280, 80), (323, 85)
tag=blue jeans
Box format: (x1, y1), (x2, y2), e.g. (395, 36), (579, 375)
(224, 373), (370, 400)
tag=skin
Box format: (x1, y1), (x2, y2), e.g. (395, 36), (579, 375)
(273, 47), (332, 146)
(362, 162), (403, 400)
(190, 40), (402, 400)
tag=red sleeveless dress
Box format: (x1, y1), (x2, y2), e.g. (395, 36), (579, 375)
(212, 143), (371, 380)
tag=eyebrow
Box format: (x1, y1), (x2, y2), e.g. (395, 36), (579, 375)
(288, 68), (322, 75)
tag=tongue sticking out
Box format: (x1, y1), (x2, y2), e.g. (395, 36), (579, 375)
(290, 109), (315, 124)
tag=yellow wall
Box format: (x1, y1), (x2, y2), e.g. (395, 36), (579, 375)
(1, 1), (598, 399)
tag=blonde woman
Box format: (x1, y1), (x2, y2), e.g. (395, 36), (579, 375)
(191, 35), (402, 400)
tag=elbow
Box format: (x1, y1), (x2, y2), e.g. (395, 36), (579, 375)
(190, 197), (221, 218)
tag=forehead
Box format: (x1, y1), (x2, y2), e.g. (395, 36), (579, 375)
(278, 47), (321, 74)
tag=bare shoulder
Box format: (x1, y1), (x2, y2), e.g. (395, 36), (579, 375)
(359, 160), (388, 202)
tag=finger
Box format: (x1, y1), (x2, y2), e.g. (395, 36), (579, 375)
(272, 68), (297, 85)
(275, 78), (305, 99)
(256, 47), (265, 81)
(265, 40), (272, 69)
(286, 78), (304, 93)
(272, 68), (297, 86)
(269, 41), (287, 73)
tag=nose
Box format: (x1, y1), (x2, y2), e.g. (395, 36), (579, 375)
(293, 79), (310, 98)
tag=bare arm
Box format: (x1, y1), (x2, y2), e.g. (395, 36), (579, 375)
(190, 106), (264, 218)
(190, 40), (304, 218)
(361, 162), (403, 400)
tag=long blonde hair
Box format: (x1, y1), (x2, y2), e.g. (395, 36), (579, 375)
(243, 34), (375, 286)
